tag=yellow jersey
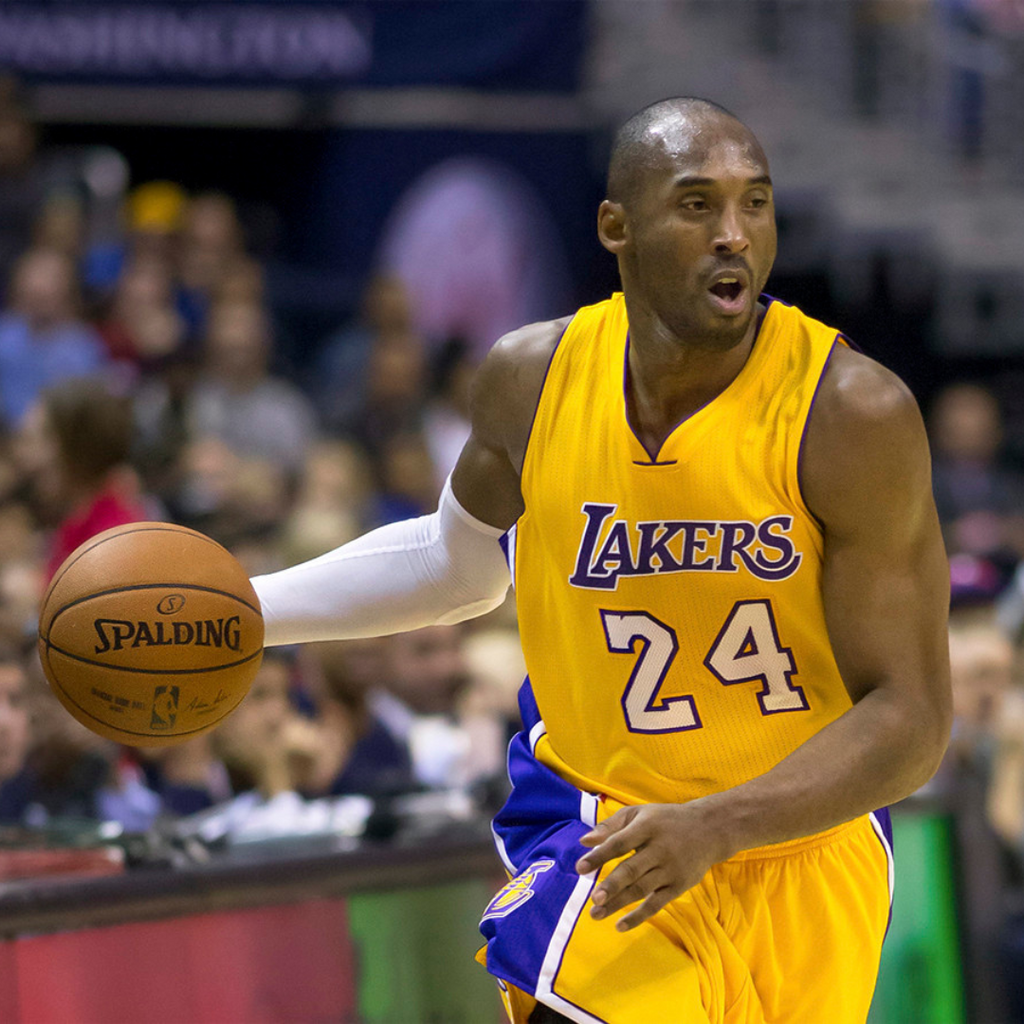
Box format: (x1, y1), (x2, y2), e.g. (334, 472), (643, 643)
(514, 292), (853, 807)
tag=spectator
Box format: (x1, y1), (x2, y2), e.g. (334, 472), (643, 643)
(307, 274), (418, 436)
(168, 436), (241, 530)
(136, 736), (232, 817)
(989, 677), (1024, 858)
(18, 657), (157, 828)
(227, 529), (285, 582)
(931, 382), (1024, 568)
(21, 379), (153, 580)
(132, 352), (198, 507)
(171, 436), (291, 544)
(0, 500), (44, 649)
(0, 83), (47, 301)
(940, 605), (1020, 1022)
(186, 299), (316, 473)
(280, 439), (373, 566)
(177, 191), (247, 338)
(373, 429), (439, 524)
(214, 255), (266, 307)
(0, 248), (108, 429)
(423, 337), (474, 490)
(355, 330), (428, 457)
(125, 180), (187, 268)
(461, 626), (528, 746)
(211, 651), (320, 799)
(307, 641), (413, 798)
(946, 607), (1015, 774)
(97, 254), (186, 371)
(31, 193), (86, 265)
(0, 646), (33, 822)
(373, 625), (504, 790)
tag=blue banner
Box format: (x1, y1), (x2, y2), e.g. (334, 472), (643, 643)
(0, 1), (586, 90)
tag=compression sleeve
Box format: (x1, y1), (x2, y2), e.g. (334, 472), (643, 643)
(250, 477), (512, 647)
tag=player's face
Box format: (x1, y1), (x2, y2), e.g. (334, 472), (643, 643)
(617, 129), (777, 348)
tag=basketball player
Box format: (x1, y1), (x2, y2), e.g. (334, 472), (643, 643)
(252, 98), (951, 1022)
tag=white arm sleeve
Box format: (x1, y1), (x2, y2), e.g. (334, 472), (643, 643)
(251, 477), (512, 647)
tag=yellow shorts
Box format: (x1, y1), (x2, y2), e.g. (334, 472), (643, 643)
(481, 800), (892, 1024)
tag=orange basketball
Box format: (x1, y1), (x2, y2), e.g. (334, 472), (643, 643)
(37, 522), (264, 747)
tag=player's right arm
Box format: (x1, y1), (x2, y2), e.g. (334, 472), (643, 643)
(451, 316), (570, 527)
(251, 318), (566, 646)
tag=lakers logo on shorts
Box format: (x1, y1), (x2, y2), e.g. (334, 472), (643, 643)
(481, 859), (555, 921)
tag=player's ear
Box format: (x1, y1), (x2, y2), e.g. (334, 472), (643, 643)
(598, 200), (628, 254)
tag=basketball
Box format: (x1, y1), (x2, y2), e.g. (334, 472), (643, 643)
(37, 523), (264, 747)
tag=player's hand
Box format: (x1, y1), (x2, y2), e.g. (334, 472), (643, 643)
(575, 802), (730, 932)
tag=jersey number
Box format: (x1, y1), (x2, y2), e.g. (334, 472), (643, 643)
(600, 600), (808, 734)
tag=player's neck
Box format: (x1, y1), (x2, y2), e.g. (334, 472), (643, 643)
(625, 309), (762, 454)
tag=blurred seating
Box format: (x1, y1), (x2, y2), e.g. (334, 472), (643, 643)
(0, 247), (109, 429)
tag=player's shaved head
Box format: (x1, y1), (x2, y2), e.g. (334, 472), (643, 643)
(607, 97), (765, 209)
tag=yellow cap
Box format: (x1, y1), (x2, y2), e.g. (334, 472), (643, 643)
(127, 181), (187, 232)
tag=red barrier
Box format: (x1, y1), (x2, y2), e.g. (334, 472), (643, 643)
(0, 941), (19, 1022)
(3, 899), (357, 1023)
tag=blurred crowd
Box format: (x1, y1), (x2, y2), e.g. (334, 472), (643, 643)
(3, 70), (1024, 939)
(0, 81), (521, 837)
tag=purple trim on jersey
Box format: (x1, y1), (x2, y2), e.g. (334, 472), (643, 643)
(632, 459), (678, 467)
(622, 301), (772, 464)
(623, 331), (708, 463)
(871, 806), (895, 938)
(499, 528), (512, 574)
(796, 337), (837, 532)
(874, 805), (893, 849)
(762, 294), (861, 352)
(520, 318), (574, 480)
(837, 331), (863, 354)
(518, 676), (542, 735)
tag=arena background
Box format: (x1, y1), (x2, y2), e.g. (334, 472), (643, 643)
(1, 1), (1023, 1021)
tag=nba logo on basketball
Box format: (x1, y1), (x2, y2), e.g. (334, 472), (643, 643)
(151, 685), (180, 730)
(481, 860), (555, 921)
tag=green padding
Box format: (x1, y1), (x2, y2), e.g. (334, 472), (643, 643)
(869, 812), (965, 1024)
(348, 879), (503, 1023)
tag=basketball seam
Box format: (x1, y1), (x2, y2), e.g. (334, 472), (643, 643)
(45, 523), (227, 598)
(45, 582), (263, 633)
(42, 644), (263, 676)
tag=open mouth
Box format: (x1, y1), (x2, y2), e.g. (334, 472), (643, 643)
(709, 279), (743, 302)
(708, 277), (747, 313)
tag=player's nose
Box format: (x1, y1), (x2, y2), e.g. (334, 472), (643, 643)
(711, 205), (750, 255)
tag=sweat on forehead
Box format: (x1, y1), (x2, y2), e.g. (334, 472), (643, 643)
(607, 98), (764, 205)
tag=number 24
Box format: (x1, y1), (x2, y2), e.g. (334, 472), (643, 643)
(601, 600), (809, 734)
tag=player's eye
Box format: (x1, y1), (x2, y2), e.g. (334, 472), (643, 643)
(680, 197), (709, 211)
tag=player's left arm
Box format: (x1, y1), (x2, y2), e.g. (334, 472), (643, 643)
(578, 346), (952, 930)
